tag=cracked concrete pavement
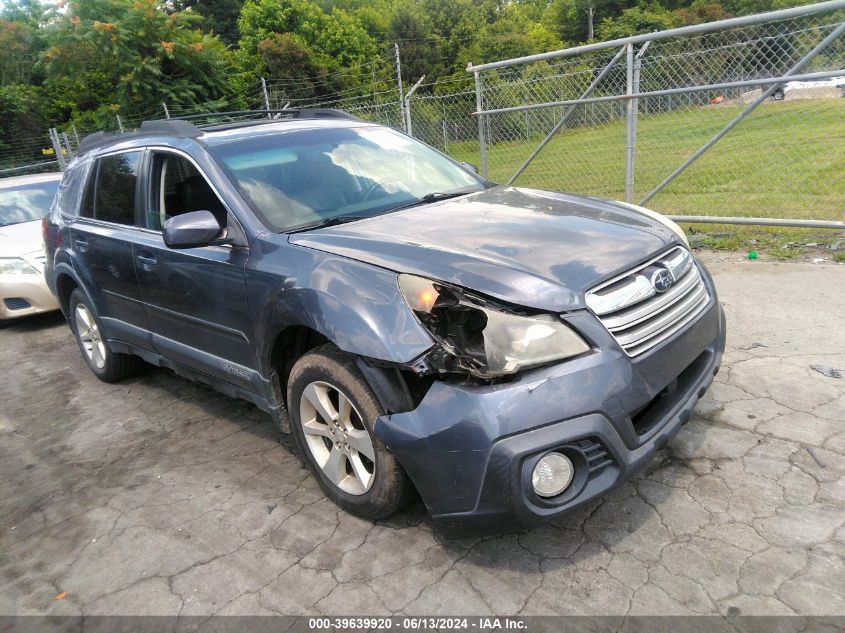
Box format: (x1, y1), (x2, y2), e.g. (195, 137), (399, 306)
(1, 254), (843, 617)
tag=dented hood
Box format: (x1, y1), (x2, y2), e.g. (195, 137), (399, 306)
(289, 186), (678, 312)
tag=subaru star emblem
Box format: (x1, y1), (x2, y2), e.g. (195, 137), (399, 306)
(651, 268), (674, 293)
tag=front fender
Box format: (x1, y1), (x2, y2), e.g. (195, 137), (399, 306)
(248, 241), (435, 381)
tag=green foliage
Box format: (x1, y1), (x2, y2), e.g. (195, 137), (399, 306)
(0, 83), (49, 157)
(0, 20), (36, 86)
(597, 1), (682, 39)
(388, 4), (441, 82)
(192, 0), (245, 45)
(475, 4), (562, 64)
(719, 0), (805, 16)
(41, 0), (234, 127)
(0, 0), (760, 162)
(237, 0), (378, 97)
(238, 0), (376, 64)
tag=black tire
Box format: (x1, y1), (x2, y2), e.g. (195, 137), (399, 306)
(69, 288), (143, 382)
(773, 88), (785, 101)
(287, 344), (414, 519)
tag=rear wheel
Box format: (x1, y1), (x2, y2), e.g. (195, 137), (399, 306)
(287, 344), (413, 518)
(69, 289), (142, 382)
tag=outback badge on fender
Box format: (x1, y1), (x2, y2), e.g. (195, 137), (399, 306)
(651, 268), (674, 293)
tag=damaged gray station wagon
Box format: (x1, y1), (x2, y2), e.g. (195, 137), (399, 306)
(44, 109), (726, 536)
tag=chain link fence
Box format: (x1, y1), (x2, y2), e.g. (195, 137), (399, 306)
(469, 1), (845, 224)
(2, 1), (844, 227)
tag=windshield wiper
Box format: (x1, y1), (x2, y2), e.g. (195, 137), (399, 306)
(389, 189), (477, 213)
(286, 215), (367, 234)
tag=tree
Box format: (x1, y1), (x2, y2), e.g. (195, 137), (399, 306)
(596, 1), (682, 39)
(237, 0), (378, 97)
(675, 1), (730, 25)
(193, 0), (245, 46)
(420, 0), (480, 72)
(0, 0), (54, 86)
(0, 20), (35, 86)
(545, 0), (629, 43)
(0, 84), (50, 163)
(388, 4), (441, 83)
(41, 0), (235, 126)
(475, 4), (561, 65)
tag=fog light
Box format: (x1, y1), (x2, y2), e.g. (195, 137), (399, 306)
(532, 452), (574, 498)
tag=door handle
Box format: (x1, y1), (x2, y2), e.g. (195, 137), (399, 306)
(136, 254), (157, 271)
(75, 238), (89, 253)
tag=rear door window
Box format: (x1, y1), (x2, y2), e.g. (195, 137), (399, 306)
(80, 152), (142, 225)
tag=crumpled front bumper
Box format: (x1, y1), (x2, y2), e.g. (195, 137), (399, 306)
(374, 263), (726, 537)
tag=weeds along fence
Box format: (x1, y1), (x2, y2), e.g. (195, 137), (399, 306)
(2, 0), (844, 228)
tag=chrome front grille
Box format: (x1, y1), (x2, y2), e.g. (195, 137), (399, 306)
(585, 246), (710, 357)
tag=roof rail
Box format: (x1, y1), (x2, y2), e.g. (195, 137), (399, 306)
(172, 108), (360, 122)
(77, 131), (112, 154)
(76, 108), (359, 154)
(76, 121), (202, 154)
(138, 119), (202, 136)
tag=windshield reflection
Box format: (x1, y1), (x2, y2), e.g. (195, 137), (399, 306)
(208, 126), (485, 232)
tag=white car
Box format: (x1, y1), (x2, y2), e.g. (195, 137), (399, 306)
(773, 74), (845, 100)
(0, 173), (61, 322)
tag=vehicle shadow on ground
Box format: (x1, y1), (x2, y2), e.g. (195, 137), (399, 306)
(1, 310), (66, 333)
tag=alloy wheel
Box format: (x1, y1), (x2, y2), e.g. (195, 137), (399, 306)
(75, 304), (106, 370)
(298, 380), (376, 495)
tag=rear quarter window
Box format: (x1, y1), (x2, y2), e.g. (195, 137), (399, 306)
(54, 156), (92, 218)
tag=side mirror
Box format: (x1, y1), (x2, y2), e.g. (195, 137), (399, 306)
(460, 161), (479, 174)
(163, 210), (223, 249)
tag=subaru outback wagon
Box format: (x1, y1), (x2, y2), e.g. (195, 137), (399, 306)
(44, 109), (725, 536)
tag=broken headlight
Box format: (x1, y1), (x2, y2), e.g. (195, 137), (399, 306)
(399, 274), (590, 378)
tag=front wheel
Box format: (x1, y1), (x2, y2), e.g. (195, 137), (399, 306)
(69, 288), (142, 382)
(287, 344), (413, 519)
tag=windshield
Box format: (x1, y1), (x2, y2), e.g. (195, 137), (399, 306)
(208, 126), (485, 232)
(0, 179), (60, 227)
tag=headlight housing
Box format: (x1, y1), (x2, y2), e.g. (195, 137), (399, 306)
(399, 274), (589, 378)
(0, 257), (39, 275)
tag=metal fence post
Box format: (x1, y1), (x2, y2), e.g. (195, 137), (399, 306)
(49, 128), (66, 171)
(395, 44), (406, 132)
(261, 77), (271, 118)
(474, 69), (488, 178)
(624, 43), (635, 203)
(626, 41), (650, 203)
(61, 131), (73, 159)
(162, 102), (171, 119)
(442, 102), (448, 152)
(71, 125), (80, 147)
(116, 115), (124, 133)
(403, 75), (425, 138)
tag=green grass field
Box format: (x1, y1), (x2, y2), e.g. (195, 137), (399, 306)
(447, 99), (845, 223)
